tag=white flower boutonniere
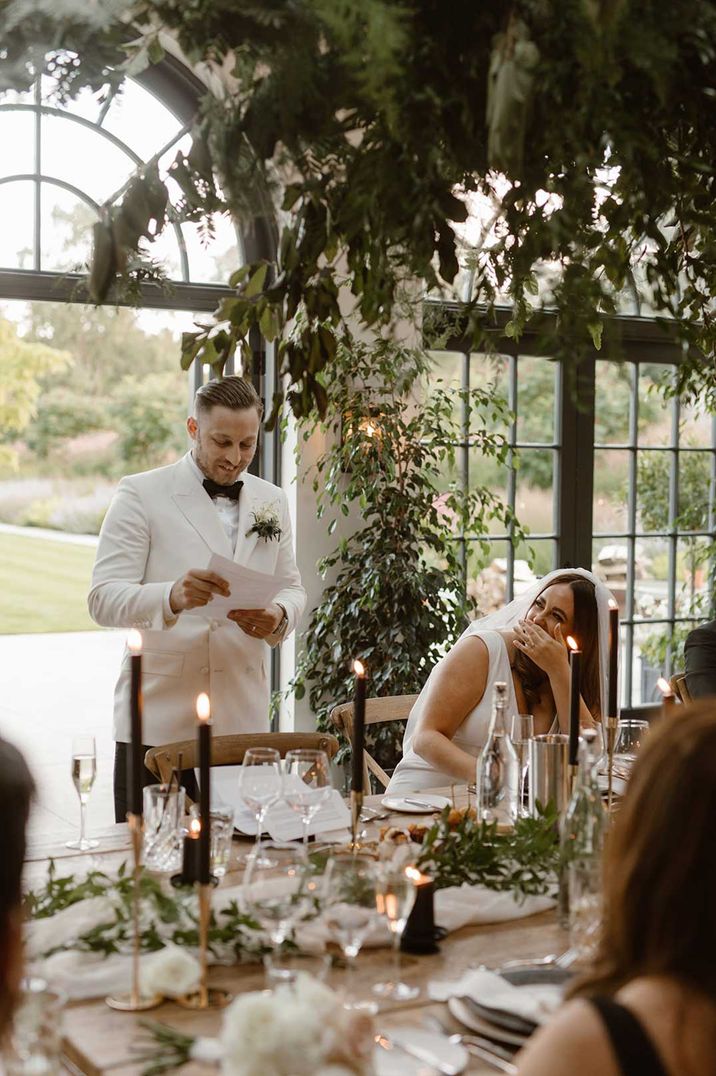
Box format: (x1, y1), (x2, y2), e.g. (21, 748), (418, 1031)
(246, 501), (282, 542)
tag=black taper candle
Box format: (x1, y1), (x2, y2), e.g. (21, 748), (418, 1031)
(351, 660), (366, 793)
(608, 601), (619, 718)
(128, 630), (143, 817)
(196, 693), (212, 885)
(567, 640), (581, 767)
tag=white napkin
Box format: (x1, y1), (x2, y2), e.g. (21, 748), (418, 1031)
(434, 884), (554, 931)
(429, 967), (563, 1024)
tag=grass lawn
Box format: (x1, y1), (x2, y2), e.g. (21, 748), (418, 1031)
(0, 532), (99, 633)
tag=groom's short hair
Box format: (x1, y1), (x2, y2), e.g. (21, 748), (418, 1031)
(195, 376), (264, 419)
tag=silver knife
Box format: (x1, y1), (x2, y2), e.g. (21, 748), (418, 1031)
(375, 1032), (461, 1075)
(403, 797), (441, 810)
(462, 1042), (517, 1073)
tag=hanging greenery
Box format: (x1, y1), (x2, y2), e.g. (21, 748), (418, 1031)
(290, 330), (523, 768)
(3, 1), (716, 422)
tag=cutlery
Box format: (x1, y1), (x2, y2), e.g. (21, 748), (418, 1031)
(375, 1032), (461, 1074)
(499, 947), (577, 971)
(458, 994), (536, 1036)
(403, 797), (441, 810)
(421, 1019), (517, 1075)
(360, 806), (391, 821)
(461, 1044), (517, 1073)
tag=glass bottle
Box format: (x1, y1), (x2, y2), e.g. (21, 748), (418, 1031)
(476, 681), (519, 825)
(558, 729), (606, 926)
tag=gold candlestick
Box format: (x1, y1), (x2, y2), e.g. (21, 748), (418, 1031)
(106, 813), (162, 1012)
(350, 789), (364, 851)
(176, 883), (232, 1009)
(606, 716), (618, 813)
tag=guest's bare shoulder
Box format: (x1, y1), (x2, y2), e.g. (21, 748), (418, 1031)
(515, 999), (617, 1076)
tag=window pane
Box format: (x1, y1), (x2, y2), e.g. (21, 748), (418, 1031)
(594, 361), (633, 444)
(676, 536), (709, 618)
(41, 76), (103, 123)
(468, 352), (510, 437)
(515, 448), (555, 534)
(40, 185), (96, 272)
(677, 450), (711, 531)
(467, 452), (508, 534)
(593, 448), (629, 533)
(428, 349), (463, 391)
(0, 109), (35, 175)
(145, 222), (185, 281)
(181, 215), (241, 284)
(633, 537), (669, 621)
(517, 537), (555, 579)
(0, 180), (34, 268)
(102, 78), (183, 160)
(636, 450), (672, 534)
(633, 620), (670, 706)
(42, 113), (136, 203)
(468, 539), (510, 616)
(592, 539), (627, 609)
(680, 403), (715, 450)
(637, 365), (672, 445)
(516, 354), (556, 443)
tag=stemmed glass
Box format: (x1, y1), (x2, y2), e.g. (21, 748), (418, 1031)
(372, 863), (419, 1001)
(613, 719), (649, 772)
(242, 841), (316, 947)
(238, 747), (281, 868)
(322, 853), (379, 1010)
(65, 735), (99, 851)
(510, 713), (534, 817)
(283, 749), (331, 844)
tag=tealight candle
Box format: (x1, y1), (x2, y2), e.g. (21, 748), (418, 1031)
(180, 818), (201, 885)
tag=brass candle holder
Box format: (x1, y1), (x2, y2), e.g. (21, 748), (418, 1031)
(106, 813), (162, 1012)
(350, 789), (364, 852)
(606, 715), (619, 813)
(176, 882), (232, 1010)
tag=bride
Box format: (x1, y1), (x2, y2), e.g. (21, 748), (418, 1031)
(387, 568), (614, 794)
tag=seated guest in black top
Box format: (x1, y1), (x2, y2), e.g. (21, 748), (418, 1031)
(684, 620), (716, 699)
(517, 701), (716, 1076)
(0, 738), (34, 1038)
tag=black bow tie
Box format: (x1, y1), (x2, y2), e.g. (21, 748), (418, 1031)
(203, 477), (243, 501)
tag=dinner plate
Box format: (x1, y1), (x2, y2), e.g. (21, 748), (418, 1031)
(374, 1027), (468, 1074)
(447, 996), (529, 1048)
(380, 793), (451, 814)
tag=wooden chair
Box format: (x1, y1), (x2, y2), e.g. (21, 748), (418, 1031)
(144, 732), (340, 799)
(670, 672), (692, 706)
(329, 694), (418, 791)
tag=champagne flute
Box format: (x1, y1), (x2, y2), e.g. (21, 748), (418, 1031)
(238, 747), (281, 868)
(66, 735), (99, 851)
(510, 713), (534, 818)
(372, 864), (419, 1001)
(322, 853), (379, 1010)
(283, 749), (331, 844)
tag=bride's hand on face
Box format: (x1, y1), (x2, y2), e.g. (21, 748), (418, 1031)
(513, 619), (569, 678)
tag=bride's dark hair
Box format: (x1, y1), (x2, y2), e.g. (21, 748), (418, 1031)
(512, 573), (602, 718)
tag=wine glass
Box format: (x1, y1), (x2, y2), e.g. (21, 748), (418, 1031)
(372, 863), (419, 1001)
(613, 719), (650, 774)
(322, 853), (380, 1010)
(65, 735), (99, 851)
(238, 747), (281, 868)
(242, 841), (317, 947)
(510, 713), (534, 817)
(283, 749), (331, 844)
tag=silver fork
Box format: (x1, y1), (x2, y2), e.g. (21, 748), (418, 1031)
(422, 1015), (518, 1074)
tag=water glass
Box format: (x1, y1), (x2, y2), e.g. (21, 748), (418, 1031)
(372, 864), (419, 1001)
(263, 951), (332, 990)
(238, 747), (282, 868)
(283, 749), (332, 843)
(322, 853), (380, 1009)
(66, 734), (98, 851)
(242, 841), (317, 946)
(143, 784), (186, 872)
(5, 978), (65, 1076)
(510, 713), (534, 816)
(190, 802), (234, 876)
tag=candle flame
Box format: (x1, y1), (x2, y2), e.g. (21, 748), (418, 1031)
(657, 677), (673, 696)
(405, 866), (422, 882)
(190, 818), (201, 836)
(353, 659), (366, 677)
(196, 692), (211, 721)
(566, 635), (579, 652)
(608, 598), (618, 610)
(127, 628), (143, 654)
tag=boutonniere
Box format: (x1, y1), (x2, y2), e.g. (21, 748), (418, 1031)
(246, 501), (282, 542)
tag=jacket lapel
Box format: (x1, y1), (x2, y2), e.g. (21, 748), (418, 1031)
(233, 473), (261, 566)
(170, 454), (233, 559)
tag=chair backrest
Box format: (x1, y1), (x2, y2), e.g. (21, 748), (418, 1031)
(329, 694), (418, 791)
(145, 732), (340, 789)
(670, 672), (692, 706)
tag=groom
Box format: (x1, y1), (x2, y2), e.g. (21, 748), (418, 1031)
(88, 376), (307, 820)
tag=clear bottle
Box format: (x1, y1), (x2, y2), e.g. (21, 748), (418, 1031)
(558, 729), (606, 926)
(476, 681), (520, 825)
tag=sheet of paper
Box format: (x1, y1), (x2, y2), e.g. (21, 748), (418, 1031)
(211, 766), (351, 842)
(185, 553), (293, 619)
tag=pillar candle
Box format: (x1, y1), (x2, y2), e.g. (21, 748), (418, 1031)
(351, 660), (366, 793)
(127, 629), (143, 817)
(566, 636), (581, 767)
(196, 693), (212, 885)
(401, 868), (439, 954)
(181, 820), (201, 884)
(608, 599), (619, 719)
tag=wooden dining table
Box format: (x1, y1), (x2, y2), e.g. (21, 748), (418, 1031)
(25, 786), (568, 1075)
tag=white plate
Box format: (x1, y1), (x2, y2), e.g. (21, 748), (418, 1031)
(447, 996), (528, 1048)
(380, 794), (451, 815)
(374, 1027), (468, 1074)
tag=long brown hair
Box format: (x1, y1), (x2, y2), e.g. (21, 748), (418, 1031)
(572, 702), (716, 1000)
(0, 738), (34, 1039)
(512, 573), (601, 718)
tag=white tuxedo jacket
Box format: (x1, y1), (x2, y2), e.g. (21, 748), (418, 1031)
(88, 453), (306, 745)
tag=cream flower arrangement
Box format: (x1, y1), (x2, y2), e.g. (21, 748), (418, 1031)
(141, 944), (201, 999)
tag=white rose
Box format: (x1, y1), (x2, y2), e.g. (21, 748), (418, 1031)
(221, 991), (282, 1075)
(141, 944), (201, 998)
